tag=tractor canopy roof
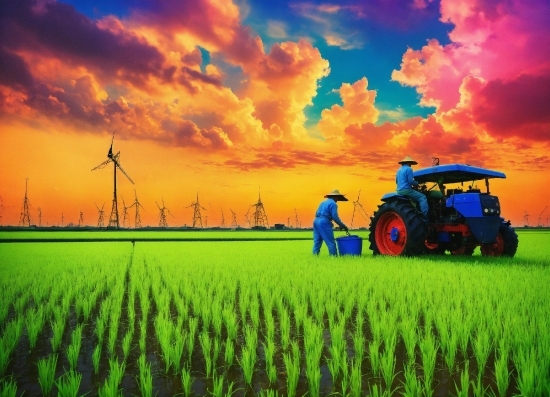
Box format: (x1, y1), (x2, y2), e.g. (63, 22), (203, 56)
(413, 164), (506, 184)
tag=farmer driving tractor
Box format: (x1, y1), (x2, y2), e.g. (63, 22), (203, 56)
(312, 189), (349, 256)
(395, 156), (428, 219)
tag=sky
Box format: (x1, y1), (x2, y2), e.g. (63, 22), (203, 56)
(1, 0), (549, 228)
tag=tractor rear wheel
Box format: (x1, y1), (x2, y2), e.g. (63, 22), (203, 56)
(369, 200), (427, 256)
(480, 225), (518, 257)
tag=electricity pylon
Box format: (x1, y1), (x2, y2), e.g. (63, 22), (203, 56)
(91, 132), (134, 228)
(127, 189), (144, 228)
(186, 193), (206, 228)
(247, 189), (269, 228)
(230, 208), (238, 228)
(19, 178), (32, 226)
(0, 196), (3, 225)
(157, 198), (173, 228)
(37, 207), (42, 227)
(350, 190), (369, 229)
(523, 211), (529, 226)
(78, 210), (84, 227)
(96, 203), (105, 227)
(294, 208), (301, 229)
(121, 197), (130, 228)
(61, 213), (64, 227)
(220, 209), (226, 228)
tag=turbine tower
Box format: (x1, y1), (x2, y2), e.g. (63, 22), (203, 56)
(230, 208), (238, 228)
(538, 206), (547, 227)
(19, 178), (32, 227)
(91, 133), (134, 228)
(157, 198), (173, 228)
(96, 203), (105, 227)
(186, 193), (206, 228)
(127, 189), (144, 228)
(294, 208), (300, 229)
(523, 211), (530, 226)
(61, 213), (64, 227)
(78, 210), (84, 227)
(0, 196), (4, 225)
(37, 207), (42, 227)
(247, 189), (269, 228)
(220, 209), (226, 228)
(350, 190), (370, 229)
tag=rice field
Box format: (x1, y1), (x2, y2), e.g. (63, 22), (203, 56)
(0, 230), (549, 397)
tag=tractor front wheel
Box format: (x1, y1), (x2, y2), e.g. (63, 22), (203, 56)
(480, 225), (518, 257)
(369, 200), (427, 256)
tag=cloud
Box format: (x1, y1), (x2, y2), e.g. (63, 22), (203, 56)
(318, 78), (380, 141)
(267, 20), (288, 39)
(472, 72), (550, 141)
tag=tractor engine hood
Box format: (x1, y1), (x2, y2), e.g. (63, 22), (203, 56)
(447, 193), (501, 244)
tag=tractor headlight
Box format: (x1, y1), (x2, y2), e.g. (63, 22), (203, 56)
(484, 208), (489, 213)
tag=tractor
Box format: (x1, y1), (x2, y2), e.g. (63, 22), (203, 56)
(368, 163), (519, 257)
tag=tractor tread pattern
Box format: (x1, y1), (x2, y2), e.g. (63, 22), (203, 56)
(369, 200), (427, 256)
(500, 224), (518, 257)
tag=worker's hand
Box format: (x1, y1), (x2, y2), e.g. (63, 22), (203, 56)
(340, 225), (348, 231)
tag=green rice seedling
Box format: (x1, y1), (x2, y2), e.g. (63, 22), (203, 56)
(139, 318), (147, 353)
(380, 346), (396, 391)
(122, 330), (133, 362)
(50, 318), (65, 353)
(350, 358), (362, 397)
(239, 344), (257, 387)
(98, 376), (122, 397)
(283, 341), (300, 397)
(353, 330), (365, 363)
(443, 331), (458, 373)
(454, 361), (470, 397)
(419, 330), (439, 397)
(224, 338), (235, 366)
(250, 297), (260, 329)
(471, 373), (489, 397)
(108, 315), (120, 356)
(37, 353), (58, 396)
(340, 356), (349, 397)
(26, 306), (45, 349)
(493, 344), (509, 397)
(513, 347), (538, 397)
(92, 345), (101, 374)
(222, 306), (238, 341)
(171, 331), (187, 374)
(108, 357), (126, 388)
(55, 370), (82, 397)
(263, 339), (277, 384)
(279, 308), (291, 350)
(401, 321), (418, 363)
(258, 390), (281, 397)
(472, 328), (492, 378)
(181, 366), (193, 397)
(137, 354), (153, 397)
(402, 363), (422, 397)
(368, 340), (381, 376)
(212, 337), (221, 364)
(66, 324), (83, 371)
(188, 317), (198, 360)
(0, 376), (17, 397)
(200, 331), (213, 377)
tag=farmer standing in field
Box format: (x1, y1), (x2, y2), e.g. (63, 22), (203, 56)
(313, 190), (349, 256)
(396, 155), (428, 218)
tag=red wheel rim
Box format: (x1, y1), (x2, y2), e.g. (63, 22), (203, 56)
(375, 212), (407, 255)
(481, 232), (504, 256)
(425, 240), (439, 250)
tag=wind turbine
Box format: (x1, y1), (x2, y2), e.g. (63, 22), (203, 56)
(538, 206), (547, 227)
(91, 133), (134, 228)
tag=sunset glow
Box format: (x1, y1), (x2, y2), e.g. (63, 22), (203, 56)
(1, 0), (549, 228)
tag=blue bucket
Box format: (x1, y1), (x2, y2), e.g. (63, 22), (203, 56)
(336, 235), (363, 256)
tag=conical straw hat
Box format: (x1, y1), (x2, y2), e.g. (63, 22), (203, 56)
(324, 189), (348, 201)
(398, 155), (418, 165)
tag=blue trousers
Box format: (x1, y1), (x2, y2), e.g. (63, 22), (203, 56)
(312, 218), (337, 256)
(397, 189), (429, 216)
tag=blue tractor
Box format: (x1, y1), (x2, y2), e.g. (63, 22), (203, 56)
(368, 163), (519, 256)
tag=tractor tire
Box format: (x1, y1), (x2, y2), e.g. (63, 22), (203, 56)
(369, 200), (427, 256)
(450, 245), (475, 256)
(480, 224), (518, 257)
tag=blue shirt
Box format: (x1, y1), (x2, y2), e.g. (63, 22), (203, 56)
(315, 198), (345, 228)
(396, 165), (418, 191)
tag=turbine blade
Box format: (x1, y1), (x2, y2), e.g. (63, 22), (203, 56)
(91, 158), (112, 171)
(116, 164), (135, 184)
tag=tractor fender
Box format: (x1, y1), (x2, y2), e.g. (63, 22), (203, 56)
(381, 193), (410, 202)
